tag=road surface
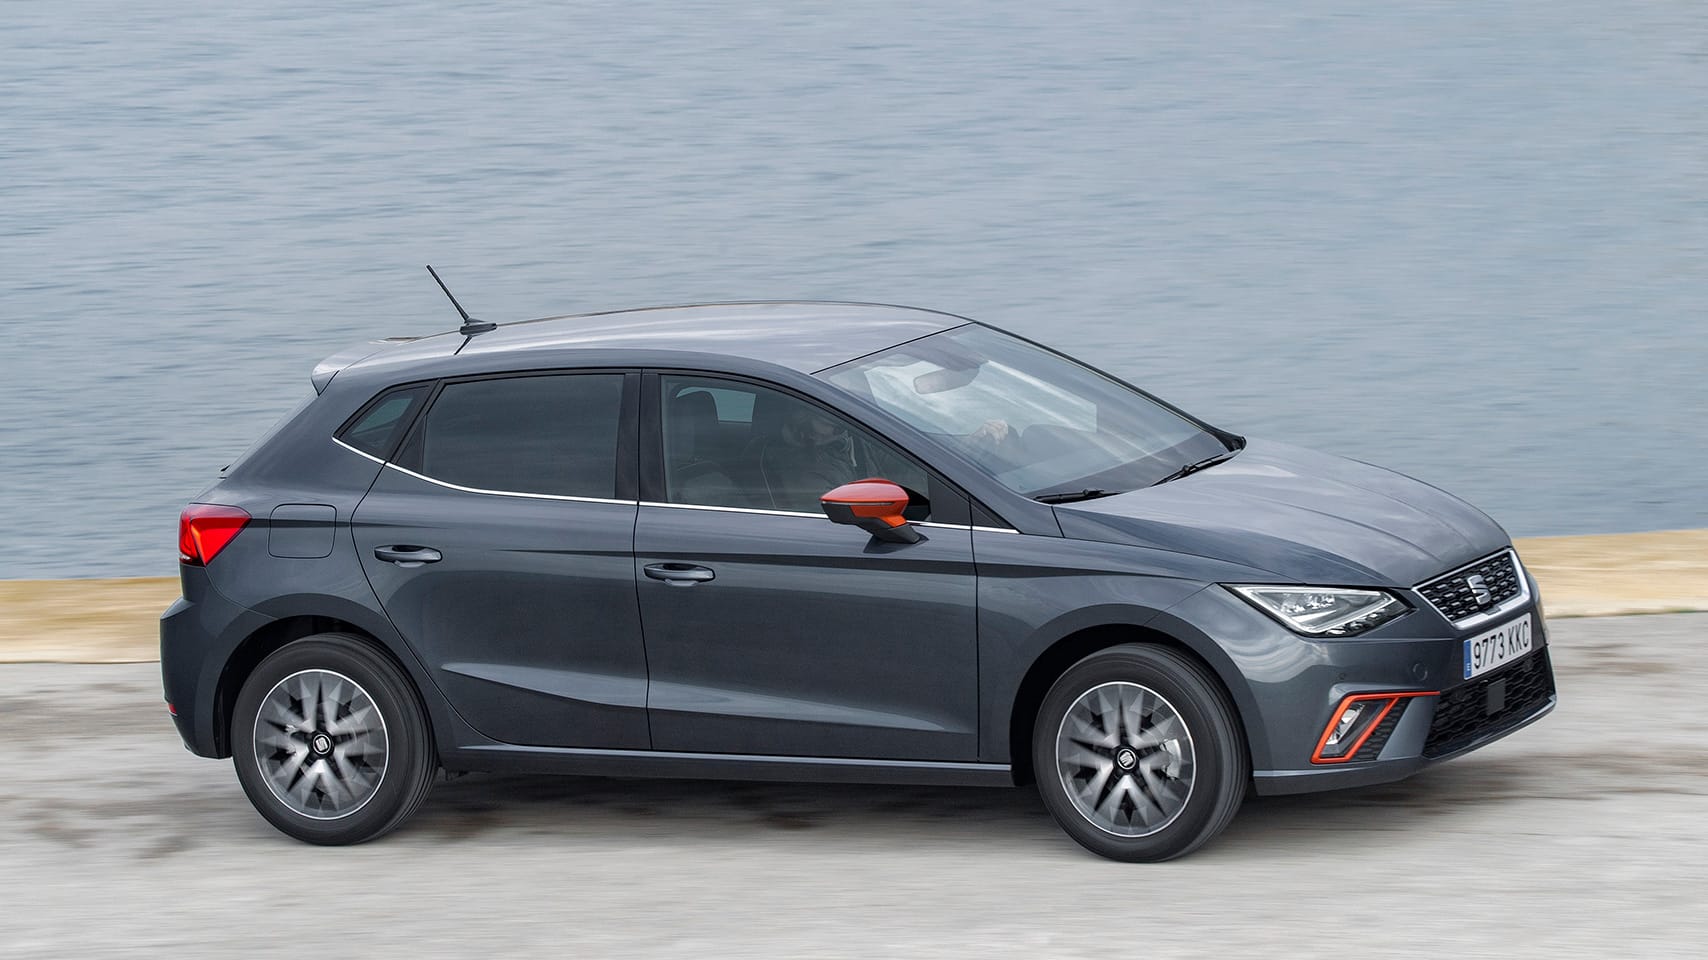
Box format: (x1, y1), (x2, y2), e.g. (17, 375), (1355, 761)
(2, 614), (1704, 958)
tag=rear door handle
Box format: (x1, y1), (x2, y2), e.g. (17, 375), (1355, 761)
(644, 562), (715, 585)
(374, 545), (442, 567)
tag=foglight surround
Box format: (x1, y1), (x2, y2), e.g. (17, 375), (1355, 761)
(1229, 585), (1408, 637)
(1312, 692), (1437, 763)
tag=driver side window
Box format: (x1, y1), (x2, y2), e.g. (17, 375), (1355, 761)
(660, 375), (931, 516)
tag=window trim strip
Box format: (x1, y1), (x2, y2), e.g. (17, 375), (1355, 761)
(637, 499), (1018, 533)
(332, 436), (387, 465)
(382, 461), (637, 506)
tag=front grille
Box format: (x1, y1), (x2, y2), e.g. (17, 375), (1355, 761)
(1423, 649), (1555, 758)
(1416, 551), (1524, 624)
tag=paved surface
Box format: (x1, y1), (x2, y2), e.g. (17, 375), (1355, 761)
(2, 614), (1704, 958)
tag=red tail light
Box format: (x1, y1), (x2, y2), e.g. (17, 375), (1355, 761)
(178, 504), (250, 565)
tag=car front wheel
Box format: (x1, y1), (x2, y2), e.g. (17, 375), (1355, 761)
(231, 633), (438, 844)
(1033, 643), (1247, 862)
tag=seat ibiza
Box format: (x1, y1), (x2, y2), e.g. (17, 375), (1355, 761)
(162, 301), (1555, 860)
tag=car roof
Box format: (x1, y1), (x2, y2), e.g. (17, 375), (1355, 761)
(333, 301), (973, 388)
(466, 301), (970, 371)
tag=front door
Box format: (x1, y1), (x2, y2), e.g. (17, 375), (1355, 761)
(634, 373), (979, 761)
(353, 370), (649, 749)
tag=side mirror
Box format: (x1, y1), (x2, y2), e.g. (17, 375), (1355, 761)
(820, 478), (923, 544)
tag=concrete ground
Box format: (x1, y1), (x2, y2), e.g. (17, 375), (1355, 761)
(2, 614), (1704, 958)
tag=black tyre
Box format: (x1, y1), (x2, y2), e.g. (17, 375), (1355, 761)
(1032, 644), (1247, 862)
(231, 633), (438, 845)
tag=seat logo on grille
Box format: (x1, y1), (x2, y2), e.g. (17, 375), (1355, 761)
(1466, 574), (1493, 605)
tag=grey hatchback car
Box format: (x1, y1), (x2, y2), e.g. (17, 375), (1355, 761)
(162, 301), (1556, 860)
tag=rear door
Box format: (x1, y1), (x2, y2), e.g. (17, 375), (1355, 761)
(634, 372), (980, 761)
(353, 370), (649, 749)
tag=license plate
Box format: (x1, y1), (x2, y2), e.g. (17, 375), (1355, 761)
(1463, 615), (1533, 680)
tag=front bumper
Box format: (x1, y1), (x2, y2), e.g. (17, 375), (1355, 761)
(1254, 651), (1557, 795)
(1156, 571), (1558, 798)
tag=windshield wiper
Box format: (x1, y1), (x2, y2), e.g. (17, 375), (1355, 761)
(1033, 488), (1120, 504)
(1151, 450), (1237, 486)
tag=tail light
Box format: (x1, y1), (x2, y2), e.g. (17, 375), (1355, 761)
(178, 504), (251, 565)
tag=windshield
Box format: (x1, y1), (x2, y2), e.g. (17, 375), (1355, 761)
(818, 325), (1231, 498)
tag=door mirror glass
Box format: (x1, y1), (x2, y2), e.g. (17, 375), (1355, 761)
(820, 478), (923, 543)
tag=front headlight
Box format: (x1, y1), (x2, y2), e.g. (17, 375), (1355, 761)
(1229, 585), (1408, 637)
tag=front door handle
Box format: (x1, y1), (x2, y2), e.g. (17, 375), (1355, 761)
(644, 562), (715, 586)
(374, 545), (442, 567)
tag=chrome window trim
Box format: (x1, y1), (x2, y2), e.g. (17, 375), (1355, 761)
(641, 500), (821, 520)
(383, 462), (635, 506)
(331, 436), (387, 465)
(639, 500), (976, 530)
(1412, 548), (1531, 630)
(642, 495), (1011, 526)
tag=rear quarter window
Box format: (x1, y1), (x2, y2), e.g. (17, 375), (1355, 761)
(399, 373), (625, 499)
(336, 385), (430, 459)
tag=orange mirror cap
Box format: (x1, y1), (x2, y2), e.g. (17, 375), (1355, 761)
(821, 478), (923, 543)
(823, 479), (907, 506)
(821, 479), (910, 528)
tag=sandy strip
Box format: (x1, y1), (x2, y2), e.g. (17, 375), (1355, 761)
(2, 529), (1703, 663)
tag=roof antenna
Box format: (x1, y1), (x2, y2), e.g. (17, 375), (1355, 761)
(426, 265), (497, 336)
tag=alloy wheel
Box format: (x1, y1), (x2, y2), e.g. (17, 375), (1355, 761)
(252, 669), (390, 820)
(1054, 681), (1196, 838)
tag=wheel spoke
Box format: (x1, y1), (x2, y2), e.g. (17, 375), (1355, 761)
(327, 703), (376, 737)
(1096, 774), (1135, 822)
(1131, 714), (1184, 749)
(1095, 688), (1123, 747)
(1065, 713), (1112, 750)
(1134, 756), (1176, 824)
(272, 744), (309, 785)
(1059, 744), (1112, 773)
(257, 725), (301, 755)
(1120, 687), (1150, 746)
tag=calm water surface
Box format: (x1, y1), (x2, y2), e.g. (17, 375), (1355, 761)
(3, 1), (1704, 578)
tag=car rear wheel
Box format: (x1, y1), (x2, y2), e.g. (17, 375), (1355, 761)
(231, 633), (438, 844)
(1033, 643), (1247, 861)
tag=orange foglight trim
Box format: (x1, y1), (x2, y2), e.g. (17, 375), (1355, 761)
(1310, 691), (1438, 765)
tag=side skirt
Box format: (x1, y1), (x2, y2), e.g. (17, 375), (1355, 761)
(443, 743), (1015, 787)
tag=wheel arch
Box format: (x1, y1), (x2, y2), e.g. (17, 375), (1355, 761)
(211, 592), (447, 759)
(212, 615), (393, 757)
(1006, 615), (1260, 787)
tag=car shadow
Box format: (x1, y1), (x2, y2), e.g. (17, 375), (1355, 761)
(406, 749), (1572, 854)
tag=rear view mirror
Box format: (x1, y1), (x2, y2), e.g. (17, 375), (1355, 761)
(913, 364), (979, 394)
(820, 478), (923, 544)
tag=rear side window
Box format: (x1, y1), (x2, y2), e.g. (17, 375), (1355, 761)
(338, 385), (429, 459)
(402, 374), (624, 498)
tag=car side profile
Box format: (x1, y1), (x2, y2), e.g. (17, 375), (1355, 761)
(162, 301), (1556, 861)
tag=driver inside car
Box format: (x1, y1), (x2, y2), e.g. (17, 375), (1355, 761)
(760, 406), (861, 511)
